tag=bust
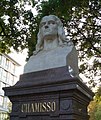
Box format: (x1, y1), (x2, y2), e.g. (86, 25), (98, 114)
(24, 15), (79, 77)
(34, 15), (70, 54)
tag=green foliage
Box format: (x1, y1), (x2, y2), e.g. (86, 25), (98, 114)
(95, 87), (101, 102)
(88, 101), (97, 120)
(4, 102), (12, 120)
(88, 87), (101, 120)
(35, 0), (101, 88)
(0, 0), (38, 53)
(0, 0), (101, 88)
(95, 102), (101, 120)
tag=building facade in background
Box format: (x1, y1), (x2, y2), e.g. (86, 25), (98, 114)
(0, 53), (20, 120)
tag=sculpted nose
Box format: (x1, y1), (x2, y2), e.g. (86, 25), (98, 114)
(44, 23), (49, 29)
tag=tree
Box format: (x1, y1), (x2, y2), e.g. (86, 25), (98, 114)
(4, 102), (12, 120)
(32, 0), (101, 88)
(0, 0), (37, 53)
(95, 102), (101, 120)
(0, 0), (101, 88)
(88, 87), (101, 120)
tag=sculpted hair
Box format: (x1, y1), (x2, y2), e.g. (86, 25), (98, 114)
(34, 15), (68, 54)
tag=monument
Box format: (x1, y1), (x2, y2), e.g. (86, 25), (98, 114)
(4, 15), (94, 120)
(24, 15), (79, 77)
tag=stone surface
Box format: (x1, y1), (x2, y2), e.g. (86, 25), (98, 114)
(24, 15), (79, 77)
(24, 46), (79, 77)
(4, 67), (94, 120)
(3, 15), (94, 120)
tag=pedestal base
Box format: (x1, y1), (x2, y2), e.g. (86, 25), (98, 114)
(4, 66), (94, 120)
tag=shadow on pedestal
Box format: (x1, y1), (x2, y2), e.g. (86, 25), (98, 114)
(3, 66), (94, 120)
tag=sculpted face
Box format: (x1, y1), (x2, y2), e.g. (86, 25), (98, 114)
(40, 16), (58, 40)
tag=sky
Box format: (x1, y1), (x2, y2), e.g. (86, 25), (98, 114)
(8, 3), (36, 77)
(7, 1), (100, 91)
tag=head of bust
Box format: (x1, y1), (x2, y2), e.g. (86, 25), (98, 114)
(34, 15), (69, 54)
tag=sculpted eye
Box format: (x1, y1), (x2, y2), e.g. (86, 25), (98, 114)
(48, 20), (55, 25)
(40, 22), (46, 27)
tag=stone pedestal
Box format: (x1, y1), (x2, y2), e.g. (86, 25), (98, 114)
(4, 66), (94, 120)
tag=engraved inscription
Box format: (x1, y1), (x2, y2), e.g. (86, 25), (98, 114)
(21, 101), (56, 113)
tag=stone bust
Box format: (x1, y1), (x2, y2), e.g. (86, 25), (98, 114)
(34, 15), (71, 55)
(24, 15), (79, 77)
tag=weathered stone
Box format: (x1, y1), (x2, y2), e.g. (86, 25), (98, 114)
(4, 67), (94, 120)
(24, 15), (79, 77)
(3, 15), (94, 120)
